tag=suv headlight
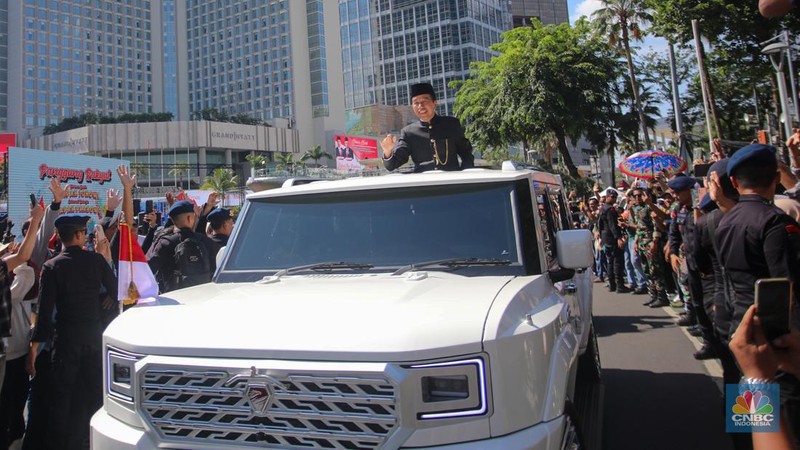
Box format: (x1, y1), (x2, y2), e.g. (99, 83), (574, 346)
(106, 346), (143, 406)
(410, 357), (488, 420)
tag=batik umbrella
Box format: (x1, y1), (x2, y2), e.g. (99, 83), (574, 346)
(618, 150), (687, 179)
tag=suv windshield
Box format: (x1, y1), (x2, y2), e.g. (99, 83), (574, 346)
(221, 182), (521, 275)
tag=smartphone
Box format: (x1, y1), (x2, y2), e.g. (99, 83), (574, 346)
(145, 200), (153, 214)
(694, 163), (711, 178)
(755, 278), (793, 342)
(29, 193), (37, 207)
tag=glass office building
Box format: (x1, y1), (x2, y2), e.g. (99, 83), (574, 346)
(339, 0), (511, 116)
(6, 0), (344, 153)
(10, 0), (154, 132)
(511, 0), (569, 27)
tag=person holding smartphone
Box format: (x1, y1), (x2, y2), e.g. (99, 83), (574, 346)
(716, 144), (800, 435)
(730, 305), (800, 449)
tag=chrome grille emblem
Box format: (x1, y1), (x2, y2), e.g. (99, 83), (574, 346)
(225, 366), (283, 416)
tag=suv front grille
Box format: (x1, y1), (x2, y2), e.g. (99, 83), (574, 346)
(139, 365), (398, 449)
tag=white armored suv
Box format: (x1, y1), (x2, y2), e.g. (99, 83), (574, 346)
(91, 163), (602, 450)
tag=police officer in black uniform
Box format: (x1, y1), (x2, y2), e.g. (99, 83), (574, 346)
(207, 207), (234, 250)
(147, 200), (217, 293)
(381, 82), (474, 172)
(717, 143), (800, 434)
(30, 214), (117, 450)
(668, 175), (718, 360)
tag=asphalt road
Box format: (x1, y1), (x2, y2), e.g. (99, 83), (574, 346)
(593, 283), (737, 450)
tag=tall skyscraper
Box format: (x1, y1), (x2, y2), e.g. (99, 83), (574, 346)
(0, 0), (8, 132)
(6, 0), (344, 153)
(511, 0), (569, 27)
(339, 0), (511, 117)
(8, 0), (157, 136)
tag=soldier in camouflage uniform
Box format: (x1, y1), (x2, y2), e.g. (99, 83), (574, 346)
(631, 187), (669, 307)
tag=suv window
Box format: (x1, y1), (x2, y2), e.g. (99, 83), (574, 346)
(222, 182), (522, 274)
(536, 184), (565, 270)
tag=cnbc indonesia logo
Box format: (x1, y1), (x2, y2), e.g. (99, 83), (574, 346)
(726, 386), (779, 432)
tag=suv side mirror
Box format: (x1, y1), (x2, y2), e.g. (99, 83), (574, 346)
(555, 229), (593, 269)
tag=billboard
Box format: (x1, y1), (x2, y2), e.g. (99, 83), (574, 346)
(8, 147), (127, 238)
(333, 134), (378, 172)
(0, 133), (16, 155)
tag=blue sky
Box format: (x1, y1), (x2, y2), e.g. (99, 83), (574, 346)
(567, 0), (668, 54)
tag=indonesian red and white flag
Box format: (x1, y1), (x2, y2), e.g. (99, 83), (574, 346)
(118, 222), (158, 305)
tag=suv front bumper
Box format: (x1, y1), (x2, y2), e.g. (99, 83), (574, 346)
(91, 409), (566, 450)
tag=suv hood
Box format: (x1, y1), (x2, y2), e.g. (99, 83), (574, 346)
(105, 273), (516, 362)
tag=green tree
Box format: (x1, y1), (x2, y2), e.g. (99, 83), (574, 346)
(274, 152), (302, 172)
(648, 0), (800, 146)
(168, 162), (191, 188)
(301, 145), (332, 167)
(201, 167), (239, 206)
(454, 19), (618, 178)
(592, 0), (653, 150)
(245, 152), (268, 171)
(43, 112), (173, 135)
(638, 46), (701, 136)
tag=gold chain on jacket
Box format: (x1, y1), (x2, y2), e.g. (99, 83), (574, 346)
(430, 139), (449, 166)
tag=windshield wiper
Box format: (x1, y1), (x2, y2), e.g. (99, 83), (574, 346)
(259, 262), (374, 283)
(392, 258), (512, 276)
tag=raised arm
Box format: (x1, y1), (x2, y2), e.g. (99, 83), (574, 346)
(117, 165), (137, 227)
(4, 204), (44, 272)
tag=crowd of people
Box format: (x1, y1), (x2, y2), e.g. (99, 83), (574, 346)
(570, 135), (800, 448)
(0, 166), (234, 450)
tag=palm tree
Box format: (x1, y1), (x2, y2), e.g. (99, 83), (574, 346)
(201, 167), (238, 206)
(245, 152), (268, 177)
(592, 0), (653, 149)
(301, 145), (332, 167)
(274, 152), (301, 172)
(168, 162), (191, 188)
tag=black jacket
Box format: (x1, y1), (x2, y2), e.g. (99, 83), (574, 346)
(695, 209), (732, 339)
(598, 204), (622, 246)
(147, 227), (218, 293)
(716, 194), (800, 335)
(383, 114), (474, 172)
(32, 246), (117, 344)
(668, 203), (691, 258)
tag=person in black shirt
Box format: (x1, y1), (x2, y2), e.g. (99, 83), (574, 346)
(716, 143), (800, 436)
(30, 214), (117, 450)
(147, 200), (217, 293)
(381, 82), (474, 173)
(207, 207), (234, 250)
(598, 190), (630, 293)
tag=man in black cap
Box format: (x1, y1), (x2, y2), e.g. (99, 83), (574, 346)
(381, 82), (474, 172)
(716, 144), (800, 433)
(717, 144), (799, 335)
(668, 174), (718, 359)
(147, 200), (217, 293)
(29, 213), (116, 450)
(207, 207), (234, 249)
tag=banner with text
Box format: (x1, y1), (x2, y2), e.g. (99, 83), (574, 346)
(333, 134), (378, 172)
(8, 147), (127, 238)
